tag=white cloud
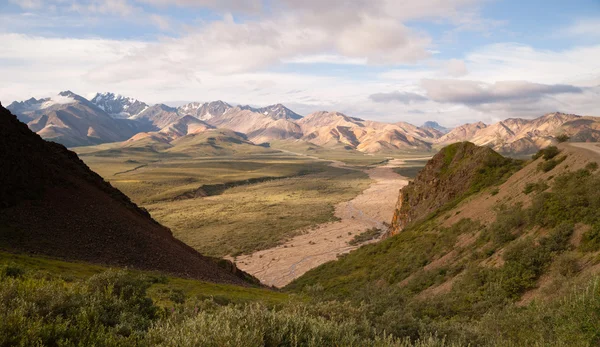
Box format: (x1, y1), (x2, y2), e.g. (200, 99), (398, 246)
(464, 43), (600, 85)
(444, 59), (468, 77)
(369, 91), (428, 104)
(421, 79), (583, 105)
(283, 55), (367, 65)
(564, 18), (600, 38)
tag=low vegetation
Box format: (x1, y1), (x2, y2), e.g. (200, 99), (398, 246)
(391, 160), (429, 179)
(0, 258), (455, 347)
(75, 148), (373, 257)
(287, 160), (600, 345)
(348, 228), (383, 246)
(147, 165), (370, 257)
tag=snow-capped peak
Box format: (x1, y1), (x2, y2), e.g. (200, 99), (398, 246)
(90, 92), (148, 119)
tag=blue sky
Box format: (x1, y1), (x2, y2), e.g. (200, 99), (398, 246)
(1, 0), (599, 125)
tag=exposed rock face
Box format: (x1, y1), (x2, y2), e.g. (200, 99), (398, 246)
(435, 113), (600, 156)
(178, 101), (232, 121)
(388, 142), (512, 236)
(298, 111), (439, 152)
(0, 103), (255, 286)
(90, 92), (149, 118)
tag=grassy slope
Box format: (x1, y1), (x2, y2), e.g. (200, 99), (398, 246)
(269, 139), (431, 167)
(286, 144), (600, 344)
(0, 251), (289, 306)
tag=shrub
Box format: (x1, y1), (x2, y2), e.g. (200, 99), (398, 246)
(556, 134), (570, 143)
(586, 162), (599, 171)
(489, 204), (526, 245)
(348, 228), (383, 246)
(580, 224), (600, 252)
(0, 264), (25, 278)
(523, 181), (549, 195)
(537, 155), (566, 173)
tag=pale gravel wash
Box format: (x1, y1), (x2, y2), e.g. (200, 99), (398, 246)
(232, 159), (411, 288)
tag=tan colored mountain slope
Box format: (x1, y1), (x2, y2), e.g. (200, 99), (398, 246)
(437, 113), (600, 155)
(8, 91), (147, 147)
(207, 106), (303, 143)
(298, 111), (438, 153)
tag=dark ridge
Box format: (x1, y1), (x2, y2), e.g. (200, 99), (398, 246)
(0, 103), (257, 286)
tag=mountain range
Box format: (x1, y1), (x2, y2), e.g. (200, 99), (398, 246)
(7, 91), (600, 155)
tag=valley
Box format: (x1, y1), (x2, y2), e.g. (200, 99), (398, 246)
(74, 140), (421, 260)
(233, 158), (413, 287)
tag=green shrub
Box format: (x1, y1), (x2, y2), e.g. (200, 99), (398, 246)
(537, 155), (566, 172)
(523, 181), (549, 195)
(586, 162), (599, 171)
(0, 263), (25, 278)
(489, 204), (526, 245)
(556, 134), (570, 143)
(348, 228), (383, 246)
(580, 224), (600, 252)
(554, 253), (580, 277)
(533, 146), (560, 160)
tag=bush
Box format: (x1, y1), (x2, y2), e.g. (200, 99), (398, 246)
(489, 204), (526, 245)
(586, 162), (599, 171)
(0, 264), (25, 278)
(348, 228), (383, 246)
(580, 224), (600, 252)
(556, 134), (570, 143)
(523, 181), (549, 195)
(533, 146), (560, 160)
(537, 155), (566, 173)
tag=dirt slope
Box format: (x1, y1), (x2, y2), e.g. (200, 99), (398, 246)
(0, 103), (253, 286)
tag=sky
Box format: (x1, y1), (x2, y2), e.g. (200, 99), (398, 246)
(0, 0), (599, 126)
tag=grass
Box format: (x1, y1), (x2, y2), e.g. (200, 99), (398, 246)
(348, 228), (383, 246)
(285, 158), (600, 345)
(146, 165), (370, 257)
(392, 159), (429, 179)
(0, 251), (290, 306)
(269, 139), (430, 167)
(0, 253), (452, 347)
(75, 144), (373, 257)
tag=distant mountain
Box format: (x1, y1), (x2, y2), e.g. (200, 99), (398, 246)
(9, 91), (600, 155)
(436, 113), (600, 155)
(131, 104), (183, 128)
(0, 103), (254, 285)
(207, 106), (303, 143)
(159, 115), (214, 139)
(178, 101), (232, 120)
(298, 111), (439, 153)
(8, 91), (146, 147)
(239, 103), (302, 120)
(422, 121), (450, 134)
(90, 92), (148, 118)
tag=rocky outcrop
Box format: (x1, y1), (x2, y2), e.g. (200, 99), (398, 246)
(388, 142), (517, 236)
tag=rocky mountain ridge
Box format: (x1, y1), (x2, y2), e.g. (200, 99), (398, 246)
(7, 92), (600, 155)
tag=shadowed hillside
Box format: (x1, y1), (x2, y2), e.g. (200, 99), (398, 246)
(0, 103), (255, 286)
